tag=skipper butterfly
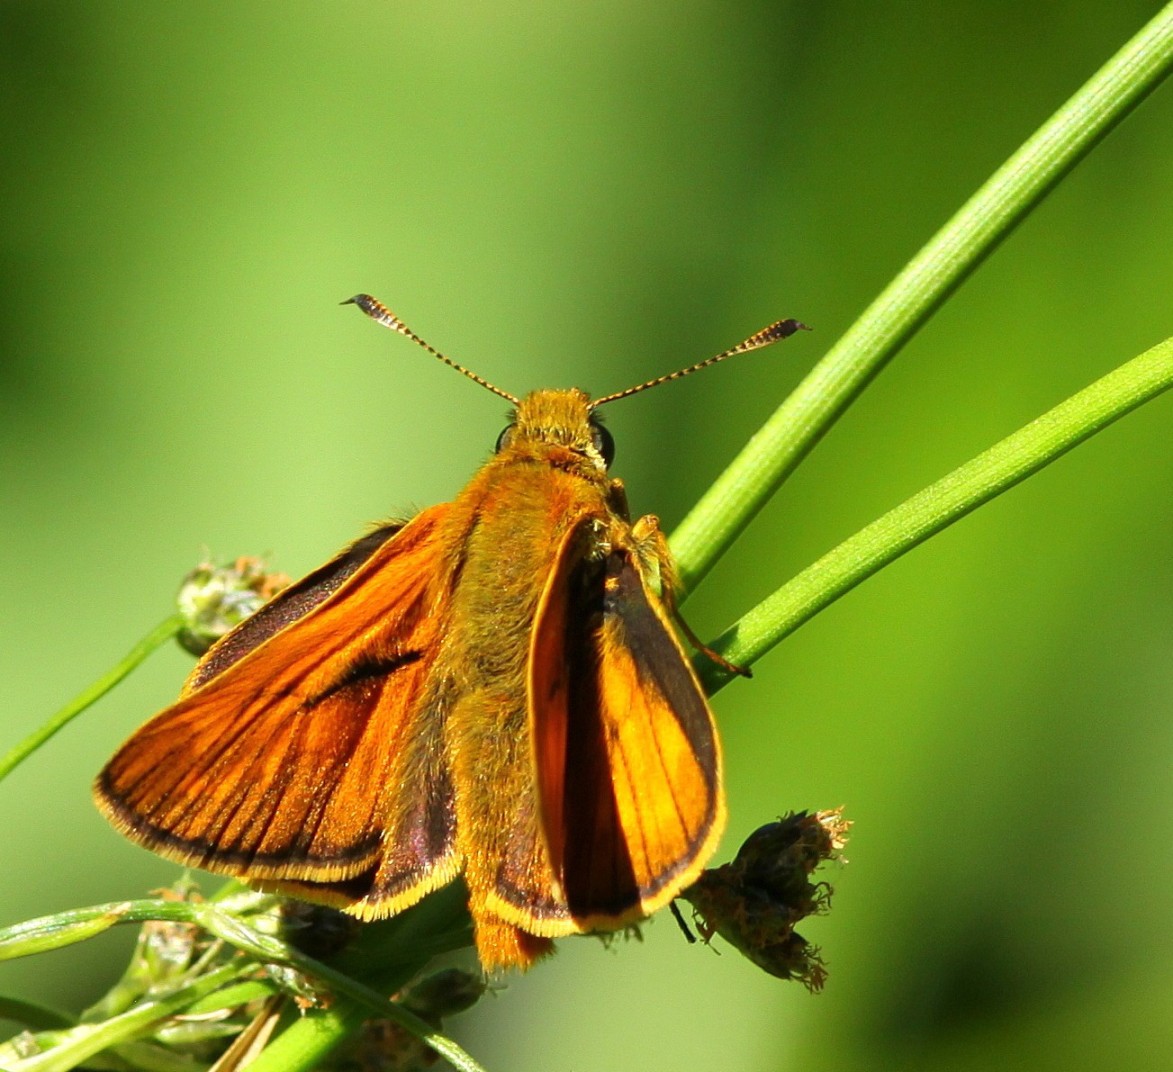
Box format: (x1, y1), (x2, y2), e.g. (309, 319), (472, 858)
(95, 296), (806, 970)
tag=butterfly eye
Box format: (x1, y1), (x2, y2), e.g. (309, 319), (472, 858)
(495, 425), (516, 453)
(591, 421), (615, 469)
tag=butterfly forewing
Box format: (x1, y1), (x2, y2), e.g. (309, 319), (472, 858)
(526, 520), (725, 930)
(582, 553), (723, 912)
(95, 505), (459, 905)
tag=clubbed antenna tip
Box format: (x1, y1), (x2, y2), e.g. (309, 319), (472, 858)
(590, 317), (811, 409)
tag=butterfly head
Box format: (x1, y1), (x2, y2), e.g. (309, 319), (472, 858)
(496, 388), (615, 473)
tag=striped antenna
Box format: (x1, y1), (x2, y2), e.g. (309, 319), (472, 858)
(590, 317), (811, 409)
(344, 294), (519, 405)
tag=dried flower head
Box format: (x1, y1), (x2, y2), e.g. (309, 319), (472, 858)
(682, 809), (850, 991)
(176, 556), (290, 655)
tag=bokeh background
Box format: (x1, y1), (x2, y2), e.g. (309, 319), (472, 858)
(3, 4), (1172, 1070)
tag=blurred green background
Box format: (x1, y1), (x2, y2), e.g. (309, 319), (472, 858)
(3, 3), (1172, 1070)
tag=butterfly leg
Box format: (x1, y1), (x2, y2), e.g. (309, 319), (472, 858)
(606, 477), (633, 521)
(630, 515), (752, 679)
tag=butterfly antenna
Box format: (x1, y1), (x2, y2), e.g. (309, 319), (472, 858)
(344, 294), (519, 405)
(590, 317), (811, 409)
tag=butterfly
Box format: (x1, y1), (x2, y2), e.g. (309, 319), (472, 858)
(94, 295), (806, 970)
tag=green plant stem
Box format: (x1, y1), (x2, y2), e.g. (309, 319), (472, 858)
(0, 614), (184, 786)
(0, 897), (485, 1072)
(698, 334), (1173, 694)
(189, 903), (485, 1072)
(0, 902), (165, 962)
(242, 1000), (369, 1072)
(235, 893), (482, 1072)
(7, 963), (244, 1072)
(670, 3), (1173, 594)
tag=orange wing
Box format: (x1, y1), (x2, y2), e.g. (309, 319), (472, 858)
(95, 504), (460, 916)
(521, 522), (726, 933)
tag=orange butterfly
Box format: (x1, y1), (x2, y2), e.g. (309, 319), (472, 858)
(95, 297), (806, 970)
